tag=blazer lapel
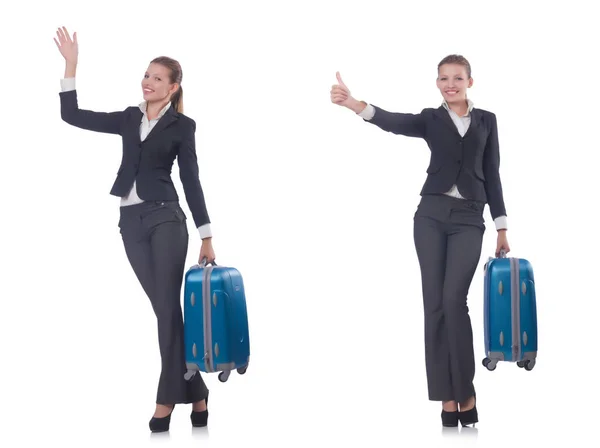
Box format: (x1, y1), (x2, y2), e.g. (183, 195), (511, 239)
(434, 105), (482, 138)
(145, 107), (178, 141)
(464, 108), (482, 138)
(433, 106), (460, 135)
(129, 107), (144, 145)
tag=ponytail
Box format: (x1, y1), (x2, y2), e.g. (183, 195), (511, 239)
(150, 56), (184, 113)
(171, 85), (184, 113)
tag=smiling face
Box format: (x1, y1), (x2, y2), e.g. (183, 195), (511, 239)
(141, 62), (179, 103)
(436, 63), (473, 104)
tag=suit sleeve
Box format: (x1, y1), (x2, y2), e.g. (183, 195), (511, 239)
(177, 118), (212, 238)
(482, 113), (507, 221)
(59, 78), (125, 135)
(359, 103), (426, 139)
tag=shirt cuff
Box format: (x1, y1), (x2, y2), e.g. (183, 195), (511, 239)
(198, 223), (212, 239)
(494, 216), (507, 231)
(358, 103), (375, 120)
(60, 78), (76, 92)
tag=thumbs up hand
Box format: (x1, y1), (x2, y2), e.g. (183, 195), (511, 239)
(330, 72), (366, 113)
(331, 71), (351, 105)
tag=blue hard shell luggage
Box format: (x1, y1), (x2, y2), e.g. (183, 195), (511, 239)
(183, 259), (250, 383)
(482, 250), (538, 371)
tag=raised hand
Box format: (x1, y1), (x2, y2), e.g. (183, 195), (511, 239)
(54, 26), (78, 65)
(330, 72), (364, 113)
(330, 72), (352, 106)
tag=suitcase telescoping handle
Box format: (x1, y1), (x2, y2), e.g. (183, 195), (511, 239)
(498, 249), (507, 258)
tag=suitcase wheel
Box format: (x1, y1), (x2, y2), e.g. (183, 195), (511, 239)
(218, 366), (248, 382)
(482, 358), (497, 371)
(218, 371), (231, 383)
(517, 359), (535, 371)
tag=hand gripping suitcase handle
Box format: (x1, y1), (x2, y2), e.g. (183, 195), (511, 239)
(189, 257), (218, 271)
(485, 249), (507, 271)
(199, 257), (218, 267)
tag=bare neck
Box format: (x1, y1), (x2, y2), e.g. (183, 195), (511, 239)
(447, 99), (469, 117)
(146, 100), (170, 120)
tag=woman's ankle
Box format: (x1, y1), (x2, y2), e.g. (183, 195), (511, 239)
(153, 404), (174, 418)
(193, 399), (207, 412)
(442, 400), (458, 412)
(459, 396), (476, 412)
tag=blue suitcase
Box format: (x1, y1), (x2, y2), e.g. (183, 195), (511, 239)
(482, 251), (538, 371)
(183, 260), (250, 383)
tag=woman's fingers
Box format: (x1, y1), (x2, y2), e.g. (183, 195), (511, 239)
(331, 73), (353, 106)
(62, 26), (72, 43)
(331, 93), (348, 101)
(331, 94), (348, 104)
(336, 71), (348, 89)
(330, 88), (348, 96)
(55, 27), (74, 46)
(331, 84), (349, 94)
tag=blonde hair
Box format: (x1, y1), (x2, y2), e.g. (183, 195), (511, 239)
(151, 56), (184, 113)
(438, 54), (472, 79)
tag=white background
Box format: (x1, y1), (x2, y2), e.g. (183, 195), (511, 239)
(1, 0), (599, 446)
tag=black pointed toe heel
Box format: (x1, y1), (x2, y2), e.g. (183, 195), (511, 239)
(458, 397), (478, 426)
(191, 393), (209, 428)
(441, 410), (459, 427)
(190, 409), (209, 427)
(149, 405), (175, 433)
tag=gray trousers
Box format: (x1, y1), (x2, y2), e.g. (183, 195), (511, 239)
(413, 194), (485, 403)
(118, 200), (209, 405)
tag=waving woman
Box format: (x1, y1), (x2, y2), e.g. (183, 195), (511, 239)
(54, 26), (214, 433)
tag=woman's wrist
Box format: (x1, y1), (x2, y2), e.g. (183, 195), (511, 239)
(348, 98), (366, 114)
(64, 61), (77, 78)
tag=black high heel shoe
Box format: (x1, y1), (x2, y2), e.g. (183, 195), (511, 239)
(441, 409), (459, 427)
(190, 409), (209, 427)
(191, 393), (209, 428)
(458, 395), (478, 427)
(149, 404), (175, 433)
